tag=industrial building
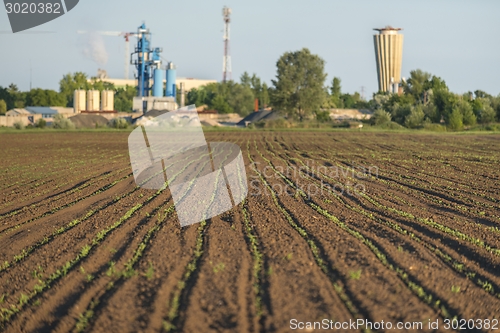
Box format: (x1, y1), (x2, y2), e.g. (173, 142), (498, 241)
(373, 26), (404, 93)
(94, 76), (216, 94)
(1, 106), (75, 127)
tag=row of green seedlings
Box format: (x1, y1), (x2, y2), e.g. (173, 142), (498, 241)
(163, 144), (236, 332)
(0, 189), (159, 324)
(296, 135), (500, 220)
(75, 147), (230, 332)
(0, 172), (133, 238)
(73, 202), (176, 333)
(373, 168), (500, 224)
(374, 158), (500, 212)
(0, 147), (105, 191)
(254, 139), (459, 321)
(300, 134), (498, 206)
(0, 148), (208, 273)
(369, 190), (500, 237)
(274, 140), (500, 302)
(284, 138), (500, 259)
(0, 149), (99, 184)
(237, 159), (265, 321)
(301, 144), (500, 247)
(246, 140), (367, 330)
(0, 166), (131, 221)
(352, 149), (500, 217)
(0, 144), (202, 325)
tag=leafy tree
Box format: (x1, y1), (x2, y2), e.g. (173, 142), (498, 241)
(315, 110), (331, 122)
(7, 84), (26, 109)
(0, 99), (6, 115)
(403, 69), (431, 101)
(225, 82), (254, 116)
(329, 77), (343, 108)
(474, 90), (492, 99)
(433, 90), (457, 123)
(211, 94), (231, 114)
(36, 118), (46, 129)
(59, 72), (90, 107)
(52, 114), (75, 129)
(26, 89), (66, 107)
(271, 48), (327, 121)
(114, 85), (136, 112)
(108, 117), (129, 129)
(240, 72), (251, 88)
(370, 109), (392, 125)
(89, 79), (115, 92)
(447, 108), (463, 130)
(260, 83), (270, 108)
(404, 106), (425, 128)
(478, 104), (496, 124)
(423, 76), (448, 95)
(455, 99), (476, 126)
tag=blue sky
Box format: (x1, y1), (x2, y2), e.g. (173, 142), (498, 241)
(1, 0), (499, 98)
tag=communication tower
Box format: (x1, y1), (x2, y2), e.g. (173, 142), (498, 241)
(222, 6), (232, 83)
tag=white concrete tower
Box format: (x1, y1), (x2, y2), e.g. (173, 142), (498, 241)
(373, 26), (404, 93)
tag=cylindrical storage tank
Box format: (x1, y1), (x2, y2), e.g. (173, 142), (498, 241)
(153, 69), (164, 97)
(166, 62), (176, 97)
(86, 90), (100, 111)
(101, 90), (114, 111)
(74, 90), (86, 113)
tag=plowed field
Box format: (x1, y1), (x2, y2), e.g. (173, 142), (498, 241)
(1, 131), (499, 333)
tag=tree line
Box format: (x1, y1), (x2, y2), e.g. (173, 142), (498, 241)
(0, 73), (136, 114)
(1, 48), (499, 130)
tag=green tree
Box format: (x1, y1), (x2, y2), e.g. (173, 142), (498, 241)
(89, 79), (115, 92)
(403, 69), (431, 101)
(114, 85), (136, 112)
(59, 72), (90, 107)
(240, 72), (251, 88)
(26, 89), (66, 107)
(478, 104), (496, 124)
(211, 94), (232, 114)
(433, 90), (457, 123)
(329, 77), (343, 108)
(36, 118), (46, 129)
(455, 99), (476, 126)
(447, 108), (463, 130)
(0, 99), (6, 115)
(370, 109), (392, 125)
(404, 106), (425, 128)
(422, 101), (440, 123)
(7, 84), (26, 108)
(225, 82), (254, 116)
(271, 48), (327, 121)
(315, 110), (330, 122)
(260, 83), (270, 108)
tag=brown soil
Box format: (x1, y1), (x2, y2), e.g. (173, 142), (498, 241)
(0, 131), (499, 333)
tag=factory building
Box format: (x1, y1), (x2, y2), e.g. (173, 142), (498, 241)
(97, 77), (217, 93)
(88, 24), (216, 114)
(373, 26), (404, 93)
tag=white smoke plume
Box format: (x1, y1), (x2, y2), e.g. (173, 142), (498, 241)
(82, 31), (108, 66)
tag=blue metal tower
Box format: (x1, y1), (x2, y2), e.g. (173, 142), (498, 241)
(131, 23), (163, 97)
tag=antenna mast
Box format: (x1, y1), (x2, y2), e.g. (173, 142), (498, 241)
(222, 6), (232, 83)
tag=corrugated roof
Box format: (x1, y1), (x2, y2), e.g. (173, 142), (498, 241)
(25, 106), (74, 114)
(6, 108), (32, 115)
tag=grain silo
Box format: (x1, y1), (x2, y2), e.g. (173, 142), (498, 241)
(73, 90), (86, 113)
(101, 90), (114, 111)
(86, 90), (100, 111)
